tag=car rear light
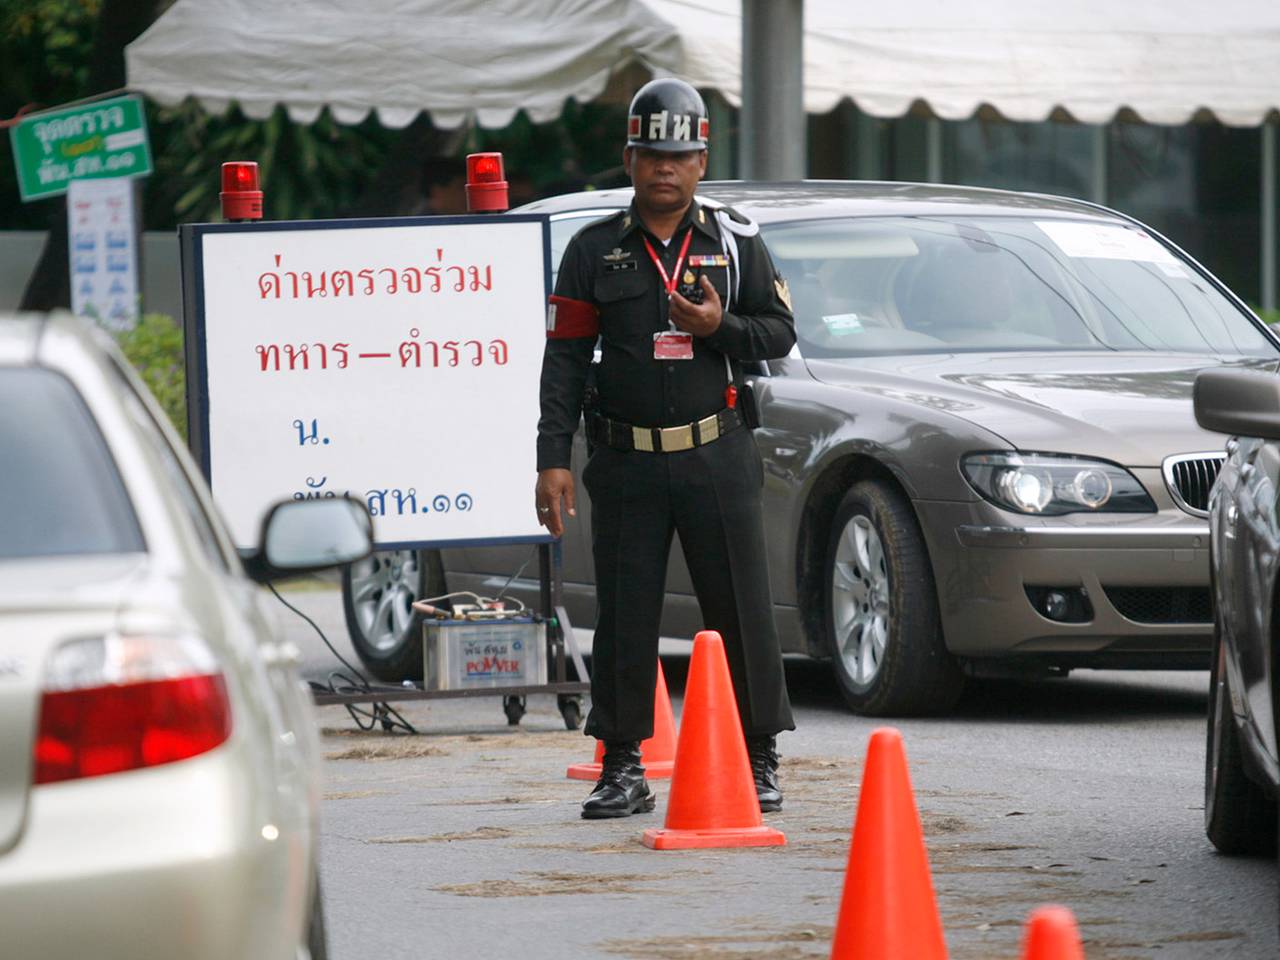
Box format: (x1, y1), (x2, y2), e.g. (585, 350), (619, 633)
(33, 633), (232, 785)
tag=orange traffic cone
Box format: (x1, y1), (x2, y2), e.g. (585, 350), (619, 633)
(567, 661), (678, 780)
(1021, 906), (1085, 960)
(642, 631), (785, 850)
(830, 727), (946, 960)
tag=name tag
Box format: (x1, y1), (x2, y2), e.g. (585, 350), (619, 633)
(653, 330), (694, 360)
(603, 260), (637, 273)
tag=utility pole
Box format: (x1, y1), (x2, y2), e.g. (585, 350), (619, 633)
(740, 0), (805, 181)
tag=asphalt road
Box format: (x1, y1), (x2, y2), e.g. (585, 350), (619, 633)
(271, 585), (1279, 959)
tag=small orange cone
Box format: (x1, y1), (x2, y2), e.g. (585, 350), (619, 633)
(642, 631), (785, 850)
(1021, 906), (1085, 960)
(567, 661), (678, 780)
(830, 727), (946, 959)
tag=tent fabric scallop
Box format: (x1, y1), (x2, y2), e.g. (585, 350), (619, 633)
(126, 0), (1280, 129)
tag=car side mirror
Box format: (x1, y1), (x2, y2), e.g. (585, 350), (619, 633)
(242, 497), (374, 584)
(1194, 368), (1280, 441)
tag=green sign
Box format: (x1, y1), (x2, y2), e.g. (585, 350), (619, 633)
(11, 95), (152, 201)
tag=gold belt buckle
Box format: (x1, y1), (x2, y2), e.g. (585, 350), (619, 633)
(659, 423), (694, 452)
(697, 413), (720, 444)
(632, 426), (655, 452)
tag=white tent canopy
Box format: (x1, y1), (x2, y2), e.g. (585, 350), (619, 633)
(127, 0), (1280, 129)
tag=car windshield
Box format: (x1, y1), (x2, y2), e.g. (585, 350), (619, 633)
(762, 216), (1278, 359)
(0, 367), (144, 560)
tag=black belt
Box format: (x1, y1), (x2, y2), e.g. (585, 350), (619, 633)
(589, 408), (741, 453)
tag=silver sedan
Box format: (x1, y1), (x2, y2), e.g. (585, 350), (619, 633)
(0, 313), (372, 959)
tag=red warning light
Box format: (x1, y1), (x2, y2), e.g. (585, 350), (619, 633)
(220, 161), (263, 221)
(465, 152), (509, 213)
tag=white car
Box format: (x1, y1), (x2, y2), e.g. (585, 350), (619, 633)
(0, 313), (371, 960)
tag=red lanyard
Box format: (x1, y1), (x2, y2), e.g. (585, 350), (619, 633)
(642, 228), (694, 295)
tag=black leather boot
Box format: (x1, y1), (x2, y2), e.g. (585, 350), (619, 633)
(747, 735), (783, 812)
(580, 741), (656, 819)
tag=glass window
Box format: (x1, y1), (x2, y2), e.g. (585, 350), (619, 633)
(0, 368), (144, 559)
(763, 216), (1278, 359)
(549, 211), (617, 283)
(105, 357), (232, 572)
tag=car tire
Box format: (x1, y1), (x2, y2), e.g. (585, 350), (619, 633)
(823, 480), (963, 716)
(1204, 617), (1277, 855)
(306, 870), (328, 960)
(342, 549), (446, 682)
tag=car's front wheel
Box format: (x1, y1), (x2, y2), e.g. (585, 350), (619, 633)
(1205, 617), (1276, 854)
(823, 480), (963, 716)
(342, 549), (446, 682)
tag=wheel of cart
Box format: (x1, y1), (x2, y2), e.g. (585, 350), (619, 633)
(503, 695), (526, 725)
(557, 694), (583, 730)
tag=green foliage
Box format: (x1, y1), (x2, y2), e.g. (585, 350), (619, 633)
(115, 312), (186, 441)
(1255, 307), (1280, 328)
(0, 0), (103, 229)
(144, 101), (397, 225)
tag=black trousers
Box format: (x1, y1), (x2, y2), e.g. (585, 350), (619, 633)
(581, 427), (795, 742)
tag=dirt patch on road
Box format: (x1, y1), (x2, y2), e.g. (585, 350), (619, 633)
(602, 925), (832, 959)
(368, 826), (516, 844)
(325, 739), (448, 760)
(437, 870), (665, 897)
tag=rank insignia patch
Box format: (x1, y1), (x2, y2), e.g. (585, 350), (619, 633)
(775, 277), (793, 311)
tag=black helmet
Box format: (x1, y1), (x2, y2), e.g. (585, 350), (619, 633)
(626, 78), (708, 152)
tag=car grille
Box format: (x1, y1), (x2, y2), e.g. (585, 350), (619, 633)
(1104, 586), (1213, 624)
(1162, 453), (1225, 517)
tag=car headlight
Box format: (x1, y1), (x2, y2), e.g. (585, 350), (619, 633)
(961, 452), (1156, 515)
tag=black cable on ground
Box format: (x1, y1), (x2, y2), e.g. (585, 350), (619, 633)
(268, 582), (417, 735)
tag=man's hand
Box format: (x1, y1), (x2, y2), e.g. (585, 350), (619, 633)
(669, 275), (722, 337)
(535, 468), (576, 538)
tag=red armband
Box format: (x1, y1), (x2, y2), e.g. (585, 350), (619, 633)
(547, 295), (599, 339)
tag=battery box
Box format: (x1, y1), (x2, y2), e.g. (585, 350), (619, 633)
(423, 618), (547, 690)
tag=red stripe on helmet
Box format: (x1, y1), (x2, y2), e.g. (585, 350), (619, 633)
(698, 118), (709, 140)
(628, 116), (641, 138)
(547, 296), (599, 339)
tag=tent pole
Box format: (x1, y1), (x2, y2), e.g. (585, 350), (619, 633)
(926, 118), (943, 183)
(1263, 118), (1276, 313)
(741, 0), (805, 181)
(707, 93), (734, 181)
(855, 106), (880, 181)
(1091, 124), (1108, 206)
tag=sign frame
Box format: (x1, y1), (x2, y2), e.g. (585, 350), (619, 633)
(178, 213), (556, 552)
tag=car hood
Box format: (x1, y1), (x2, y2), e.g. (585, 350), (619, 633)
(806, 352), (1280, 466)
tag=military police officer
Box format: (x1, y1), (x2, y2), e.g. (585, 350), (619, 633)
(535, 78), (796, 819)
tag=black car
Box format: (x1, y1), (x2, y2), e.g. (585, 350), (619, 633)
(1195, 367), (1280, 854)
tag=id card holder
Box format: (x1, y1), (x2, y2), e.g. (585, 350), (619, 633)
(653, 330), (694, 360)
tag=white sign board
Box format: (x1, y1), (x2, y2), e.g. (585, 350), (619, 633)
(67, 177), (139, 331)
(182, 215), (552, 550)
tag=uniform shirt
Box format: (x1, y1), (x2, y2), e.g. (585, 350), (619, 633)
(536, 198), (796, 472)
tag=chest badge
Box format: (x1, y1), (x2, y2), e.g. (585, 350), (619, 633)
(603, 248), (631, 262)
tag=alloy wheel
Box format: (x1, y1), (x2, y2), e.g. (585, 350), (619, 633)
(830, 514), (891, 687)
(346, 550), (421, 653)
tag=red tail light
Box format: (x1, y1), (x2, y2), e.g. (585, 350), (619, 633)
(33, 634), (232, 786)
